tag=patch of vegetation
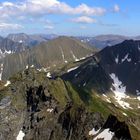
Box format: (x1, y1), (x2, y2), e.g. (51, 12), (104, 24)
(47, 78), (69, 107)
(65, 81), (111, 118)
(64, 81), (84, 106)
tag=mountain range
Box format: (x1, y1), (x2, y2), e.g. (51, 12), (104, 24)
(7, 33), (58, 47)
(0, 33), (58, 59)
(77, 34), (140, 49)
(0, 36), (95, 80)
(0, 34), (140, 140)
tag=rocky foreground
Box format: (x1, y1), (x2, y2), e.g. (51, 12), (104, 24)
(0, 68), (134, 140)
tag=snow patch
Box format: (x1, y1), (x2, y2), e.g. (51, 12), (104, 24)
(94, 128), (114, 140)
(89, 128), (100, 136)
(115, 55), (119, 64)
(83, 82), (86, 87)
(127, 58), (131, 62)
(102, 94), (111, 103)
(122, 112), (128, 116)
(75, 57), (86, 62)
(5, 50), (13, 54)
(60, 47), (68, 63)
(70, 50), (79, 61)
(47, 108), (53, 112)
(4, 81), (11, 87)
(37, 67), (48, 72)
(67, 66), (78, 73)
(75, 71), (81, 78)
(103, 94), (107, 98)
(26, 65), (29, 69)
(137, 96), (140, 101)
(136, 90), (140, 96)
(16, 130), (25, 140)
(106, 99), (111, 103)
(0, 63), (3, 80)
(121, 54), (131, 63)
(42, 67), (47, 72)
(46, 72), (52, 78)
(110, 73), (132, 109)
(0, 49), (14, 59)
(19, 40), (23, 43)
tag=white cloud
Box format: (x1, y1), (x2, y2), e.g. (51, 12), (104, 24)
(2, 2), (14, 7)
(113, 4), (120, 12)
(71, 16), (97, 24)
(73, 4), (106, 16)
(0, 0), (107, 19)
(0, 23), (23, 30)
(44, 25), (54, 30)
(0, 0), (120, 32)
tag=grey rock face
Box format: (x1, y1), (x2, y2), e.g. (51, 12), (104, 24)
(0, 96), (11, 109)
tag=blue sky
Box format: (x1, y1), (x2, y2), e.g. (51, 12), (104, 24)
(0, 0), (139, 36)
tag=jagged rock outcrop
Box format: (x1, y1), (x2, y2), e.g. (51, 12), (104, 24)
(103, 115), (132, 140)
(0, 68), (133, 140)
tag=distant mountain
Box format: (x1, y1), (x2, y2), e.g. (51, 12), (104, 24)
(7, 33), (58, 47)
(33, 34), (58, 40)
(0, 33), (58, 59)
(77, 34), (130, 49)
(0, 37), (28, 59)
(1, 36), (96, 80)
(96, 40), (140, 95)
(63, 39), (140, 96)
(61, 40), (140, 139)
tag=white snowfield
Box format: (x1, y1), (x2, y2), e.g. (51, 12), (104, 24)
(4, 81), (11, 87)
(16, 130), (25, 140)
(110, 73), (132, 109)
(93, 128), (114, 140)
